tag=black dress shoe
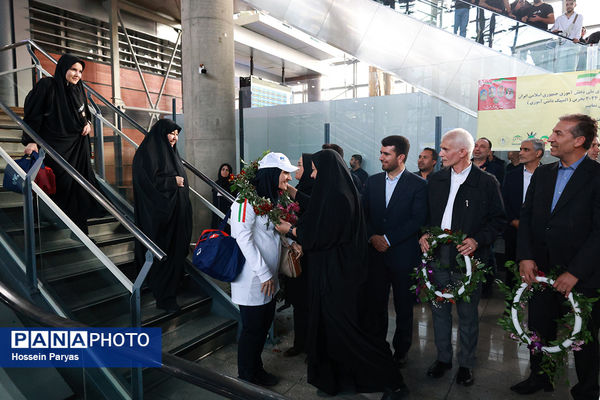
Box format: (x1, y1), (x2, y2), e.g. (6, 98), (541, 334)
(427, 360), (452, 378)
(456, 367), (474, 386)
(156, 298), (181, 313)
(393, 353), (408, 368)
(510, 375), (554, 394)
(283, 346), (302, 357)
(381, 384), (409, 399)
(254, 369), (279, 387)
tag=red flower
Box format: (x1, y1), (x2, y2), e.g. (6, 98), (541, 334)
(443, 229), (452, 234)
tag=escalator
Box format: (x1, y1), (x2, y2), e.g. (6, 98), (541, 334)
(240, 0), (594, 114)
(0, 40), (253, 399)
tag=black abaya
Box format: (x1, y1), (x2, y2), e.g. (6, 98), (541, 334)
(22, 54), (100, 233)
(211, 163), (233, 229)
(132, 119), (192, 306)
(285, 153), (313, 351)
(295, 149), (404, 395)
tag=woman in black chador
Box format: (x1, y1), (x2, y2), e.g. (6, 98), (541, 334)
(132, 119), (192, 312)
(211, 162), (233, 229)
(282, 153), (314, 357)
(22, 53), (100, 234)
(277, 149), (408, 399)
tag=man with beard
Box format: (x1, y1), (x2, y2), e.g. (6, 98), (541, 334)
(363, 135), (428, 367)
(350, 154), (369, 191)
(415, 147), (438, 180)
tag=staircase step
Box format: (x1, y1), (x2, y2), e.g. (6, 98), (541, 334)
(90, 285), (213, 328)
(47, 268), (131, 312)
(40, 250), (134, 283)
(0, 142), (24, 153)
(26, 231), (133, 256)
(5, 218), (124, 245)
(163, 314), (237, 361)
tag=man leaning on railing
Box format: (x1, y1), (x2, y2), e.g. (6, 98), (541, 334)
(550, 0), (583, 72)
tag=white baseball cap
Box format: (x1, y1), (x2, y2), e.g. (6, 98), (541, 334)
(258, 152), (298, 172)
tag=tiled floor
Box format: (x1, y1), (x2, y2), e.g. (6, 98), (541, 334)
(197, 285), (580, 399)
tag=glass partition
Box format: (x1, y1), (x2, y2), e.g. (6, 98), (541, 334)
(242, 91), (477, 176)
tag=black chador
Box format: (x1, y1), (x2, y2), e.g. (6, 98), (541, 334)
(285, 153), (314, 354)
(22, 53), (100, 233)
(295, 149), (406, 396)
(132, 119), (192, 311)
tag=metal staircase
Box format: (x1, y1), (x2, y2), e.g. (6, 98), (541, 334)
(0, 40), (249, 399)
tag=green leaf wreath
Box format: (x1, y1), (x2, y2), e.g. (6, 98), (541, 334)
(410, 227), (490, 305)
(497, 261), (598, 386)
(229, 151), (299, 226)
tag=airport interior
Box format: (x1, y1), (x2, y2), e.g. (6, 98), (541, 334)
(0, 0), (599, 399)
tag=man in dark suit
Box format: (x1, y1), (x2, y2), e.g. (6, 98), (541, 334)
(419, 128), (506, 386)
(350, 154), (369, 191)
(501, 138), (544, 286)
(512, 114), (600, 398)
(473, 137), (505, 184)
(363, 135), (428, 367)
(415, 147), (438, 180)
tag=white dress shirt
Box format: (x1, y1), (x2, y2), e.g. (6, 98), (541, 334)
(551, 13), (583, 40)
(382, 169), (404, 245)
(385, 169), (404, 207)
(522, 166), (534, 204)
(441, 163), (472, 230)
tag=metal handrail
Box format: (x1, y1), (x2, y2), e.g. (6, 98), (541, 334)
(0, 39), (235, 203)
(0, 278), (288, 400)
(0, 102), (166, 261)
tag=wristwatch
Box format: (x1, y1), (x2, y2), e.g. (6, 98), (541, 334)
(286, 225), (296, 239)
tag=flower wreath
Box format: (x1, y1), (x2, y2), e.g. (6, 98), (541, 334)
(411, 227), (490, 305)
(497, 263), (598, 385)
(229, 152), (300, 226)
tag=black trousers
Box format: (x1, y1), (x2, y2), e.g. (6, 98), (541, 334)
(364, 249), (414, 358)
(528, 287), (600, 400)
(238, 300), (276, 380)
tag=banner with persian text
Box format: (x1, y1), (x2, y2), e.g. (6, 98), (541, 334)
(477, 70), (600, 150)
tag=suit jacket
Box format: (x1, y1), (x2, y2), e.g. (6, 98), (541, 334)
(427, 165), (506, 263)
(363, 170), (428, 268)
(502, 166), (525, 223)
(517, 157), (600, 289)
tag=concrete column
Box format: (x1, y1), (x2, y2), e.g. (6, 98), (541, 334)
(12, 0), (32, 106)
(306, 77), (321, 102)
(109, 0), (122, 106)
(0, 0), (15, 106)
(181, 0), (235, 236)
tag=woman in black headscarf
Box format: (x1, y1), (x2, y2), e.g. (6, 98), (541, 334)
(132, 119), (192, 312)
(211, 162), (233, 229)
(22, 53), (100, 234)
(281, 153), (313, 357)
(276, 149), (407, 400)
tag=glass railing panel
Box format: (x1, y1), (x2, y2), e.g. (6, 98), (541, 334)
(0, 188), (27, 270)
(30, 197), (133, 328)
(0, 303), (90, 398)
